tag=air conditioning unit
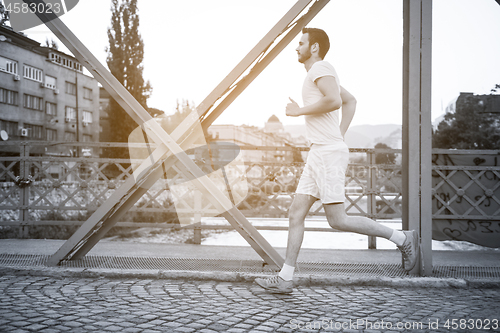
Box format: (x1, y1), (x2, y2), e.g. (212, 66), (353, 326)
(54, 89), (59, 95)
(82, 122), (88, 127)
(13, 75), (20, 81)
(20, 128), (29, 137)
(65, 117), (71, 123)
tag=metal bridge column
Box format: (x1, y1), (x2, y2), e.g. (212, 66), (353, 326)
(402, 0), (433, 276)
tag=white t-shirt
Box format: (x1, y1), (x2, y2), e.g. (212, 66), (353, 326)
(302, 61), (343, 145)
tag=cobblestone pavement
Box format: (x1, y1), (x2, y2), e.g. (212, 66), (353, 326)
(1, 274), (499, 333)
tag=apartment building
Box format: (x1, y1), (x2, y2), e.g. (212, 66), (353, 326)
(0, 25), (99, 157)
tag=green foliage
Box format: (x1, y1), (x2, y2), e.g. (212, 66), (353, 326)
(43, 38), (58, 49)
(433, 88), (500, 149)
(106, 0), (152, 151)
(148, 107), (165, 118)
(374, 142), (396, 165)
(160, 100), (206, 144)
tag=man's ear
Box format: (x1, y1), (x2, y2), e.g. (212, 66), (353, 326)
(311, 42), (319, 54)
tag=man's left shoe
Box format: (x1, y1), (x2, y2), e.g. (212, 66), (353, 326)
(398, 230), (419, 272)
(254, 275), (293, 294)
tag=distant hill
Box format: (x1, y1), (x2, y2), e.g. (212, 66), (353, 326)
(284, 123), (402, 148)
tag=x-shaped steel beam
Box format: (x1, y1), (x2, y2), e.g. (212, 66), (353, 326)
(23, 0), (330, 267)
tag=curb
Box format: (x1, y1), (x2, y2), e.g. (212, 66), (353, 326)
(1, 265), (499, 289)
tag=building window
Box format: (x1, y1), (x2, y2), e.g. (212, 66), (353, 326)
(49, 52), (83, 72)
(49, 53), (61, 63)
(45, 75), (57, 89)
(24, 94), (43, 111)
(46, 128), (57, 141)
(23, 65), (43, 82)
(0, 56), (18, 75)
(65, 106), (76, 121)
(83, 87), (92, 100)
(0, 120), (18, 136)
(82, 110), (93, 123)
(83, 134), (92, 142)
(24, 124), (43, 140)
(0, 88), (18, 105)
(64, 131), (76, 142)
(46, 102), (57, 116)
(65, 81), (76, 95)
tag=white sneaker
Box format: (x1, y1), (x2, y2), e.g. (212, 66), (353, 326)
(398, 230), (419, 271)
(254, 275), (293, 294)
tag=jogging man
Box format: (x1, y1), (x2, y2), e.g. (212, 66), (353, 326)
(255, 28), (419, 294)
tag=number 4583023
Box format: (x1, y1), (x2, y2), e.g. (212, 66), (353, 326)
(5, 2), (62, 15)
(444, 319), (498, 330)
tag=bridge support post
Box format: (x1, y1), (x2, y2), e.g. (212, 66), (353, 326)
(402, 0), (433, 276)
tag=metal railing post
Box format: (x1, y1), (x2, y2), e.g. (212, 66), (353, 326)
(367, 150), (377, 249)
(18, 143), (30, 238)
(193, 190), (202, 245)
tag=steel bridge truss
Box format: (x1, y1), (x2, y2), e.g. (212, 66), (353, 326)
(24, 0), (331, 267)
(23, 0), (433, 275)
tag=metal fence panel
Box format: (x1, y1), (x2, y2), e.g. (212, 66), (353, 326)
(1, 142), (498, 248)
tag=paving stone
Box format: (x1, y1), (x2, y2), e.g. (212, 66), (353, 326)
(121, 328), (142, 333)
(227, 329), (248, 333)
(207, 323), (230, 331)
(38, 329), (62, 333)
(97, 325), (122, 332)
(173, 327), (197, 333)
(235, 323), (254, 329)
(53, 325), (72, 331)
(0, 274), (499, 333)
(24, 324), (47, 331)
(9, 322), (30, 327)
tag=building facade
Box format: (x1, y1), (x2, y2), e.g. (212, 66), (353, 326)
(98, 86), (111, 143)
(208, 115), (305, 164)
(0, 25), (99, 157)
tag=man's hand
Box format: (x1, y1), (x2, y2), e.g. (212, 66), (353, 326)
(286, 98), (301, 117)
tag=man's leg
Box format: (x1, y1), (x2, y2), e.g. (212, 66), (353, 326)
(284, 194), (318, 268)
(323, 203), (393, 238)
(323, 203), (419, 271)
(254, 194), (316, 293)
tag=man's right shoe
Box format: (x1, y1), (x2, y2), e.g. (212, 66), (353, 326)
(254, 275), (293, 294)
(398, 230), (419, 271)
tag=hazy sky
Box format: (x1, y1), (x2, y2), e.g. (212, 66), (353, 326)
(22, 0), (500, 128)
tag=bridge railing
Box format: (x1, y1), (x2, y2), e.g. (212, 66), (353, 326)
(1, 141), (497, 248)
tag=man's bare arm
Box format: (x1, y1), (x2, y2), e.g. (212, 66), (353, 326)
(339, 86), (356, 138)
(286, 76), (342, 117)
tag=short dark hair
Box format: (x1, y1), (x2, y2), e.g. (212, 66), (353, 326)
(302, 27), (330, 59)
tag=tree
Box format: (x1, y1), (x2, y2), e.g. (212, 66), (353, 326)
(43, 38), (58, 49)
(374, 142), (396, 165)
(374, 142), (399, 193)
(491, 84), (500, 94)
(164, 100), (197, 134)
(433, 87), (500, 149)
(148, 107), (165, 118)
(106, 0), (152, 151)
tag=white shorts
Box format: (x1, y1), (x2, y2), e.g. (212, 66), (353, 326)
(296, 142), (349, 204)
